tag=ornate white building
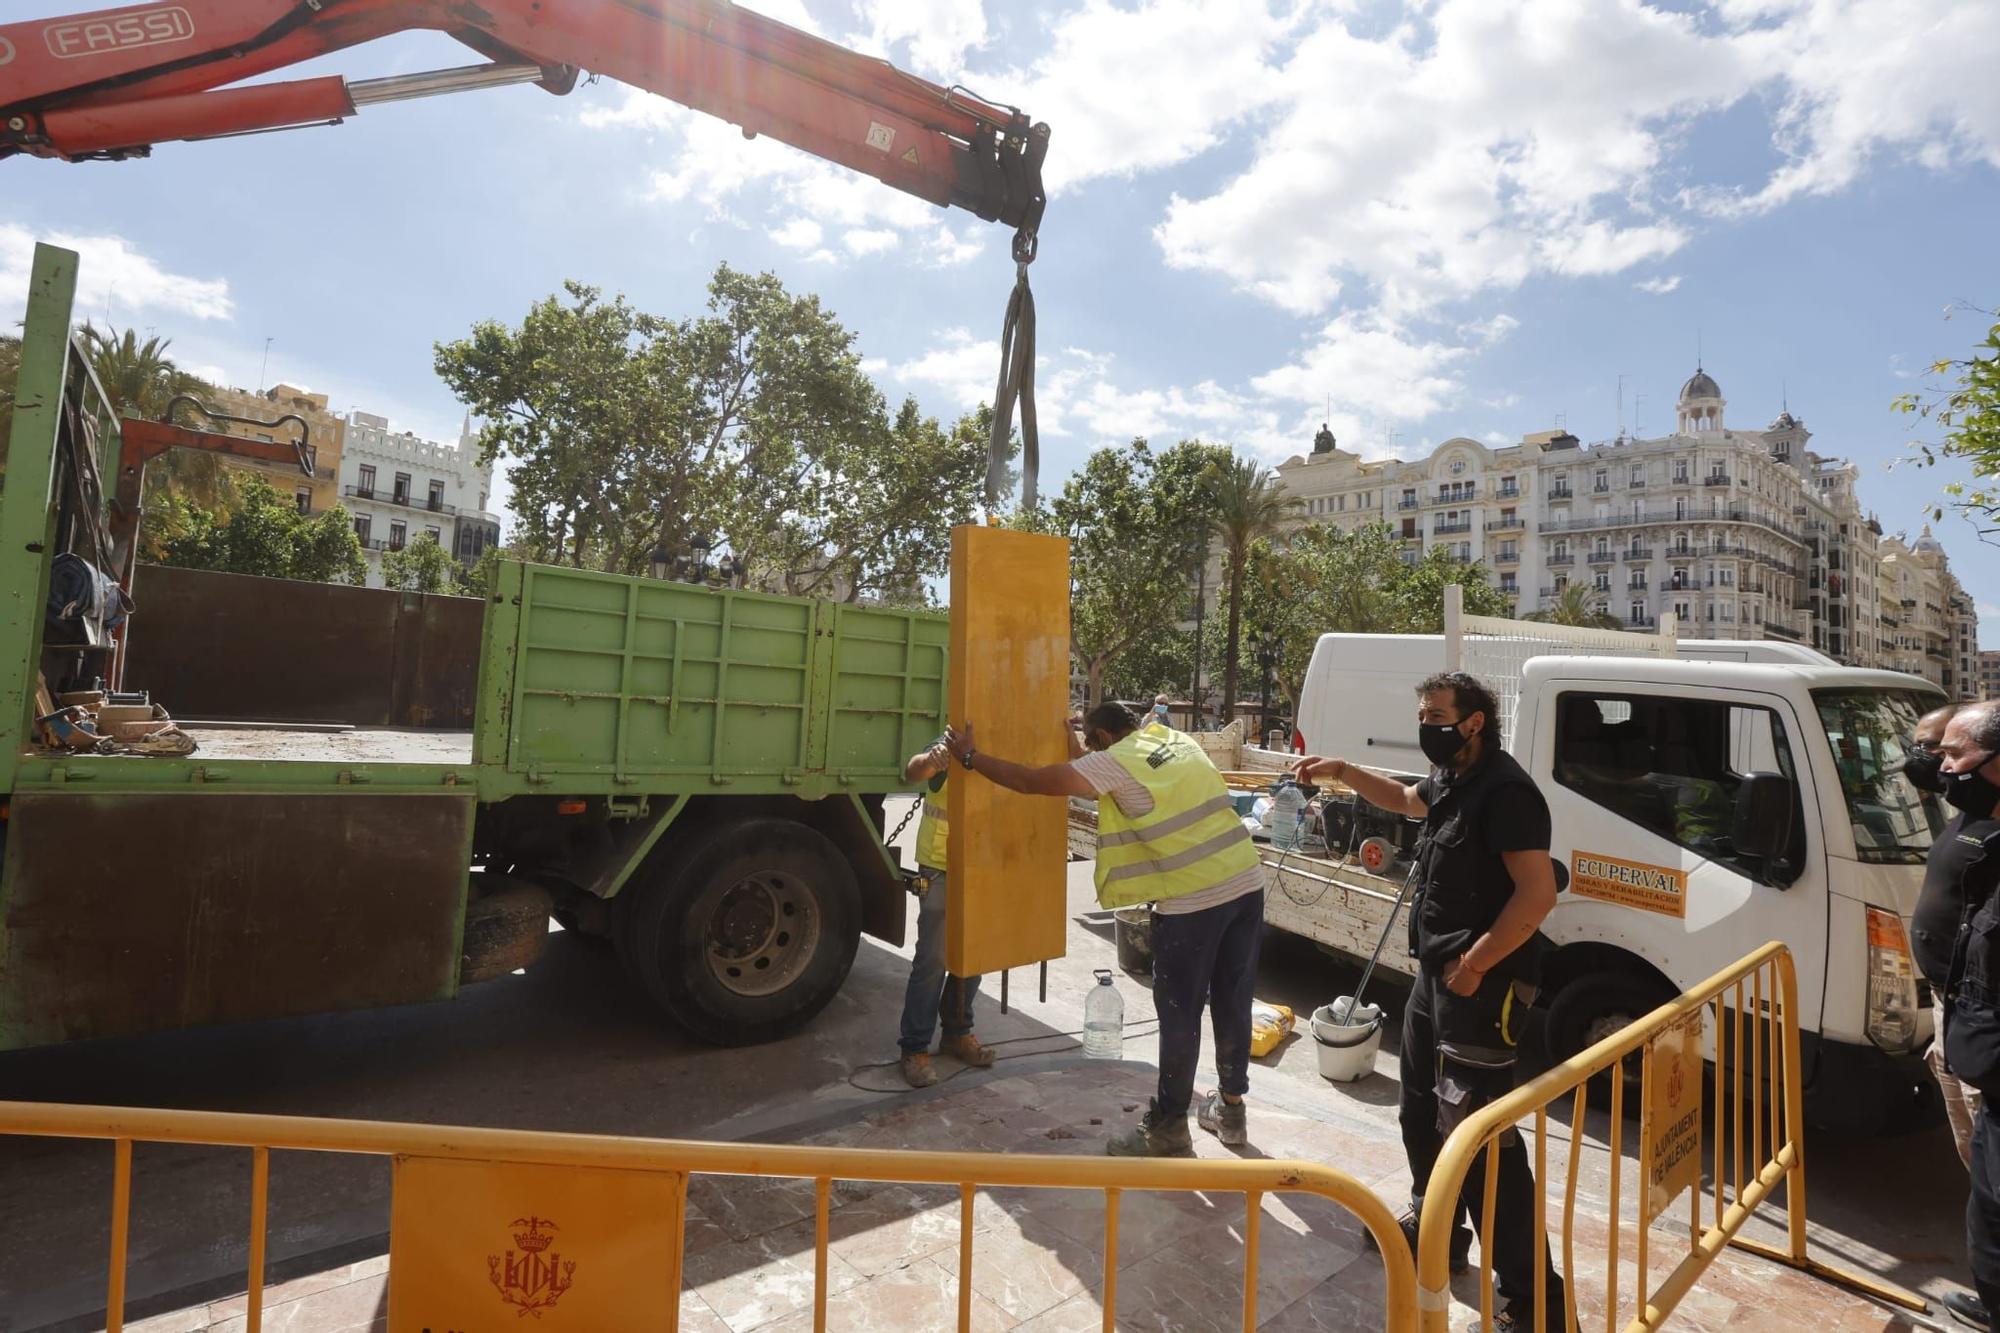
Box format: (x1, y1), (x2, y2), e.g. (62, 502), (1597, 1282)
(338, 411), (502, 588)
(1270, 366), (1979, 687)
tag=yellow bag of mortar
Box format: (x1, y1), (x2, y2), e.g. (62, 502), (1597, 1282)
(1250, 1000), (1295, 1057)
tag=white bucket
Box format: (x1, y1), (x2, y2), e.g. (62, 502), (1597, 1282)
(1311, 999), (1384, 1083)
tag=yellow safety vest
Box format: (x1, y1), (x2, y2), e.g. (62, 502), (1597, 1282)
(1093, 723), (1259, 910)
(916, 784), (949, 872)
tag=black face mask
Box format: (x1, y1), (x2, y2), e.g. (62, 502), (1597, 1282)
(1902, 749), (1946, 794)
(1419, 721), (1469, 768)
(1944, 755), (2000, 815)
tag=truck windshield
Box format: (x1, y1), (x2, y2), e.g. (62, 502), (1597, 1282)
(1812, 688), (1952, 864)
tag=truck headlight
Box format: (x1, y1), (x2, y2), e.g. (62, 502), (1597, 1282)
(1865, 907), (1920, 1053)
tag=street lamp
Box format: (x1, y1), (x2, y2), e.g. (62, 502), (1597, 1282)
(1190, 566), (1206, 729)
(689, 533), (713, 583)
(649, 545), (673, 582)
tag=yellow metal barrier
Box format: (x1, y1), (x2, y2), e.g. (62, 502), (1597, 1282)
(1417, 942), (1925, 1332)
(0, 1100), (1419, 1333)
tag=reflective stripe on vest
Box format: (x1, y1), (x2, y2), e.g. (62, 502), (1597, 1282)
(1092, 723), (1259, 910)
(916, 786), (949, 872)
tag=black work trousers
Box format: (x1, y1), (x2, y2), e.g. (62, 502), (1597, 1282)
(1149, 888), (1263, 1119)
(1968, 1107), (2000, 1330)
(1400, 967), (1564, 1318)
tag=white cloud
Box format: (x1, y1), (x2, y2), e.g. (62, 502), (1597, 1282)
(0, 223), (233, 324)
(888, 327), (1001, 413)
(1636, 275), (1684, 294)
(769, 217), (823, 251)
(853, 0), (988, 77)
(842, 228), (899, 257)
(1697, 0), (2000, 215)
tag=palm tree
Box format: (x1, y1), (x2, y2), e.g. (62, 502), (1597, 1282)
(1205, 456), (1301, 724)
(79, 323), (233, 508)
(1527, 582), (1622, 630)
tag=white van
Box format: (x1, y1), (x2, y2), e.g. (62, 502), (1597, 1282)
(1265, 614), (1947, 1133)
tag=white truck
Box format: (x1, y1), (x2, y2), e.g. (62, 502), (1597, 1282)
(1076, 605), (1948, 1133)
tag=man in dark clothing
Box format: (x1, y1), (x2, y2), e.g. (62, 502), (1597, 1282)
(1298, 671), (1564, 1333)
(1934, 702), (2000, 1332)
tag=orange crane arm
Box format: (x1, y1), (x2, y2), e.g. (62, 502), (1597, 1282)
(0, 0), (1048, 246)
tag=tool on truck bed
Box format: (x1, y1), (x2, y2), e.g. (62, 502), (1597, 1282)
(0, 0), (1050, 509)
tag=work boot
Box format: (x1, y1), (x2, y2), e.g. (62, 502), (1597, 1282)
(1196, 1089), (1247, 1146)
(1105, 1098), (1194, 1157)
(899, 1052), (938, 1088)
(1471, 1279), (1565, 1333)
(1364, 1207), (1472, 1274)
(938, 1033), (996, 1068)
(1941, 1289), (1988, 1330)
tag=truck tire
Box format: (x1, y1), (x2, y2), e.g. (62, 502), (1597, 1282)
(1539, 970), (1677, 1111)
(618, 817), (861, 1046)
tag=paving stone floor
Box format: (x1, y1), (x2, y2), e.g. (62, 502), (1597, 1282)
(116, 1061), (1936, 1333)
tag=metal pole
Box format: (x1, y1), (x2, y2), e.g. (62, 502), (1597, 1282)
(1191, 567), (1205, 726)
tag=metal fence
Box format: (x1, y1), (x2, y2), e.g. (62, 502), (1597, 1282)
(1416, 942), (1922, 1332)
(0, 1100), (1420, 1333)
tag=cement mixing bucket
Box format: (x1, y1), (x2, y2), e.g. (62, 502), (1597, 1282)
(1113, 906), (1153, 975)
(1312, 998), (1383, 1083)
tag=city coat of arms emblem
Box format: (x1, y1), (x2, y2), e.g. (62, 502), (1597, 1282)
(489, 1215), (576, 1317)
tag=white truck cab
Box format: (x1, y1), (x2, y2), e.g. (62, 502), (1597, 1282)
(1274, 621), (1947, 1133)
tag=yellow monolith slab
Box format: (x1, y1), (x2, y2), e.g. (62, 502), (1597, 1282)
(946, 524), (1071, 978)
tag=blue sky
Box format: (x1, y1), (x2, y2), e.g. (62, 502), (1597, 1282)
(5, 0), (1998, 639)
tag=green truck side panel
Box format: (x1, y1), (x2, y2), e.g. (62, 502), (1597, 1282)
(483, 561), (948, 802)
(0, 245), (79, 796)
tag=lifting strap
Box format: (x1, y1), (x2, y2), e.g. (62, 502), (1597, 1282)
(987, 244), (1038, 514)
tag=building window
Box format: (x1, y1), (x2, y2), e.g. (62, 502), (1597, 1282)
(1630, 600), (1645, 622)
(295, 489), (311, 514)
(1500, 574), (1518, 592)
(355, 515), (371, 543)
(394, 472), (411, 505)
(1594, 573), (1611, 591)
(426, 526), (442, 544)
(1630, 464), (1644, 487)
(390, 521), (406, 552)
(1675, 601), (1690, 621)
(428, 480), (446, 512)
(357, 464), (376, 498)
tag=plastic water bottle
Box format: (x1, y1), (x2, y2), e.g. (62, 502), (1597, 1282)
(1084, 969), (1124, 1059)
(1271, 780), (1307, 851)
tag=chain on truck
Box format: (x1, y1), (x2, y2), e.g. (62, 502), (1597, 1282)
(0, 0), (1053, 1053)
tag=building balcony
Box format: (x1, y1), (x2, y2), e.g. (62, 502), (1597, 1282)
(1587, 550), (1616, 565)
(1433, 522), (1472, 535)
(1624, 547), (1654, 561)
(1767, 622), (1803, 641)
(1538, 586), (1568, 599)
(1629, 479), (1647, 489)
(1704, 475), (1731, 486)
(1628, 615), (1658, 628)
(1536, 508), (1802, 542)
(1549, 486), (1573, 499)
(344, 484), (458, 516)
(1397, 498), (1421, 511)
(1496, 486), (1520, 499)
(1592, 483), (1611, 494)
(1487, 516), (1525, 531)
(1427, 489), (1476, 506)
(1492, 549), (1521, 565)
(1547, 554), (1575, 567)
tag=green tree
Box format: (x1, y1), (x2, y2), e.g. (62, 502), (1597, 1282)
(1525, 581), (1621, 629)
(1391, 547), (1515, 631)
(78, 323), (233, 508)
(381, 533), (470, 595)
(1029, 438), (1228, 706)
(1205, 456), (1301, 722)
(1894, 304), (2000, 541)
(154, 474), (367, 585)
(0, 332), (19, 482)
(436, 266), (989, 597)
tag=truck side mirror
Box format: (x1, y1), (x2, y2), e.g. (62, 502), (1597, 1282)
(1733, 772), (1799, 885)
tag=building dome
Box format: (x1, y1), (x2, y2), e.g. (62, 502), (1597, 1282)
(1679, 368), (1722, 403)
(1769, 410), (1798, 430)
(1913, 525), (1945, 555)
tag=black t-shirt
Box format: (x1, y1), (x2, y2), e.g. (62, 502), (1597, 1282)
(1914, 813), (2000, 986)
(1411, 747), (1553, 974)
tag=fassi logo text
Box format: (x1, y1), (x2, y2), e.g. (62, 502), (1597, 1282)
(45, 7), (194, 59)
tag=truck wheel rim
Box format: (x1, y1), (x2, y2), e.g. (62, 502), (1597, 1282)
(706, 871), (821, 997)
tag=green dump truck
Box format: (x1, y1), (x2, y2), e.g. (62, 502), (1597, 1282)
(0, 245), (947, 1051)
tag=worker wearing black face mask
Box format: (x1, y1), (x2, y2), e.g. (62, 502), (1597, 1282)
(1927, 701), (2000, 1332)
(1296, 670), (1563, 1333)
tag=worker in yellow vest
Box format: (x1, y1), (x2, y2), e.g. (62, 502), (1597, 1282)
(944, 703), (1264, 1156)
(896, 739), (996, 1088)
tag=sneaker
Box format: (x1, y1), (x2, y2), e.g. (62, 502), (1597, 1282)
(938, 1033), (996, 1068)
(1469, 1283), (1566, 1333)
(1105, 1098), (1194, 1157)
(899, 1052), (938, 1088)
(1363, 1208), (1472, 1274)
(1942, 1289), (1988, 1330)
(1196, 1090), (1247, 1146)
